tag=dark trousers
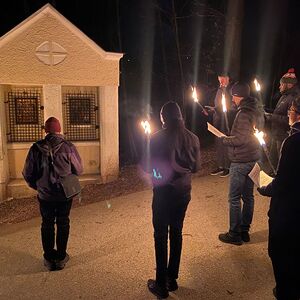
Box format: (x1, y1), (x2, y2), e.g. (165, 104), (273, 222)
(39, 199), (73, 260)
(269, 223), (300, 300)
(152, 186), (190, 287)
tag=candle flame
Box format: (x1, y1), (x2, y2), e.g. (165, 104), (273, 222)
(141, 120), (151, 134)
(221, 93), (227, 112)
(254, 128), (265, 145)
(254, 78), (261, 92)
(192, 86), (198, 103)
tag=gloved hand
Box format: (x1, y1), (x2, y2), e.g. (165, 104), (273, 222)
(257, 186), (269, 196)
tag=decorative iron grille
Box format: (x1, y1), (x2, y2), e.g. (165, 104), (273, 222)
(63, 92), (99, 141)
(5, 87), (44, 142)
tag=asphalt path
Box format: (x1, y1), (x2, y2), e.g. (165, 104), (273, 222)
(0, 175), (275, 300)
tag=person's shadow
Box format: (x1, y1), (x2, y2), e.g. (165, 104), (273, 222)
(0, 246), (44, 276)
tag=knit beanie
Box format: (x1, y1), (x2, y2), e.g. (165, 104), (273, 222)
(160, 101), (183, 124)
(231, 82), (250, 98)
(280, 68), (297, 84)
(44, 117), (61, 133)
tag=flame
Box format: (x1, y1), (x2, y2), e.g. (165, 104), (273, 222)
(221, 93), (227, 112)
(141, 120), (151, 134)
(192, 86), (198, 102)
(254, 78), (261, 92)
(254, 128), (265, 145)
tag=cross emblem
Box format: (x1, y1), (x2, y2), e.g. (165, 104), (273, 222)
(35, 41), (67, 66)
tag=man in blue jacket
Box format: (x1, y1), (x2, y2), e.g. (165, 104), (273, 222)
(23, 117), (83, 271)
(145, 102), (201, 299)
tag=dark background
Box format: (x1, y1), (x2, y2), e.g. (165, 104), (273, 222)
(1, 0), (299, 164)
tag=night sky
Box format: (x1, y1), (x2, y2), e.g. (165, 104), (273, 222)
(1, 0), (299, 162)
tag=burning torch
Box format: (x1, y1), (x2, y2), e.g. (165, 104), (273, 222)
(192, 86), (208, 116)
(141, 120), (152, 173)
(221, 93), (230, 134)
(254, 78), (262, 103)
(254, 128), (276, 175)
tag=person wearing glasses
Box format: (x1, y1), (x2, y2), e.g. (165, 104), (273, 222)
(258, 97), (300, 299)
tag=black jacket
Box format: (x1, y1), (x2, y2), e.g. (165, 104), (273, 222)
(271, 85), (300, 139)
(258, 122), (300, 231)
(146, 121), (201, 193)
(222, 97), (264, 163)
(23, 133), (83, 201)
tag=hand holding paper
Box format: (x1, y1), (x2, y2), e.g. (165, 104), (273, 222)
(207, 122), (226, 138)
(248, 163), (274, 187)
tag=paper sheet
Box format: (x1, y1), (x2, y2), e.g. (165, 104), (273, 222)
(248, 162), (274, 187)
(248, 163), (261, 187)
(259, 170), (274, 187)
(207, 122), (226, 138)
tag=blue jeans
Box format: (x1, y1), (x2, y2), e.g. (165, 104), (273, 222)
(228, 162), (255, 236)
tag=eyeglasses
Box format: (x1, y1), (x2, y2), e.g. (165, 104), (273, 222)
(288, 108), (300, 114)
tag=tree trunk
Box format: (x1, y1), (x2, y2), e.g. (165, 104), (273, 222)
(224, 0), (244, 80)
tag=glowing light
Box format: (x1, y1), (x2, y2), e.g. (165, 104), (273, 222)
(152, 169), (162, 179)
(254, 128), (266, 145)
(221, 93), (227, 112)
(254, 78), (261, 92)
(192, 86), (198, 103)
(141, 120), (151, 134)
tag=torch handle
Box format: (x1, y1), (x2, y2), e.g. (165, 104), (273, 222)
(224, 112), (230, 135)
(262, 145), (276, 175)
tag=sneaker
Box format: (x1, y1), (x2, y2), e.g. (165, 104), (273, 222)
(43, 258), (56, 271)
(55, 253), (69, 270)
(220, 169), (230, 177)
(167, 277), (178, 292)
(241, 231), (250, 242)
(147, 279), (169, 299)
(210, 167), (224, 176)
(218, 232), (243, 245)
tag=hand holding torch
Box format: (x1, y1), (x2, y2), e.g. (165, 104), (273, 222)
(254, 128), (276, 175)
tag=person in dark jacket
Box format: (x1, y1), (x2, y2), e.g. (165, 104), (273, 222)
(145, 101), (201, 299)
(23, 117), (83, 271)
(258, 97), (300, 299)
(218, 82), (264, 245)
(266, 68), (300, 169)
(207, 73), (236, 177)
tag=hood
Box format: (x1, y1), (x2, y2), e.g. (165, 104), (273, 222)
(290, 121), (300, 135)
(35, 133), (65, 154)
(239, 97), (259, 113)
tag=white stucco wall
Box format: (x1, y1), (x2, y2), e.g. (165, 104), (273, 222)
(0, 11), (120, 86)
(0, 5), (122, 201)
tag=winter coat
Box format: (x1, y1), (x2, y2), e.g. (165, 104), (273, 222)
(258, 122), (300, 241)
(271, 84), (300, 139)
(23, 133), (83, 201)
(147, 120), (201, 194)
(222, 97), (264, 163)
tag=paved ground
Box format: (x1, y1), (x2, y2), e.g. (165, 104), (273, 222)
(0, 175), (275, 300)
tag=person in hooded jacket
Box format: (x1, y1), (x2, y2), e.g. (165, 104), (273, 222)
(258, 97), (300, 299)
(218, 82), (264, 245)
(23, 117), (83, 271)
(145, 101), (201, 299)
